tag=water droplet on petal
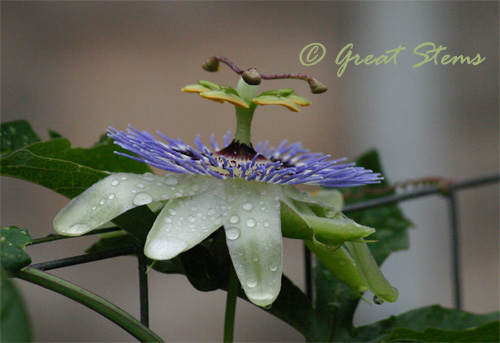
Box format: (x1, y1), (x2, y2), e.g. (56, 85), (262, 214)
(175, 192), (183, 198)
(133, 192), (153, 206)
(196, 212), (203, 218)
(111, 179), (120, 186)
(164, 175), (178, 186)
(207, 208), (216, 216)
(168, 209), (177, 216)
(142, 174), (155, 182)
(225, 227), (240, 240)
(252, 256), (259, 262)
(246, 218), (256, 228)
(263, 221), (270, 227)
(269, 264), (278, 271)
(188, 216), (196, 223)
(229, 215), (240, 224)
(136, 183), (145, 189)
(214, 218), (223, 226)
(92, 206), (97, 210)
(131, 189), (137, 194)
(164, 217), (172, 224)
(243, 203), (253, 211)
(191, 184), (200, 192)
(246, 278), (258, 288)
(121, 176), (128, 181)
(99, 199), (106, 205)
(108, 193), (116, 200)
(68, 223), (90, 235)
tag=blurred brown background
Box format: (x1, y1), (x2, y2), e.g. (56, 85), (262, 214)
(2, 1), (498, 342)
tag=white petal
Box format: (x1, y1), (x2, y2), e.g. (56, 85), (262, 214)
(54, 172), (208, 236)
(144, 181), (226, 260)
(223, 180), (283, 307)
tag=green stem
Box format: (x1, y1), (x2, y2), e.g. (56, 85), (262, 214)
(233, 78), (258, 145)
(14, 267), (164, 342)
(223, 267), (239, 343)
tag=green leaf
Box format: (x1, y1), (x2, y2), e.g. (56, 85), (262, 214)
(1, 227), (32, 271)
(1, 120), (41, 156)
(348, 305), (499, 342)
(342, 150), (412, 264)
(0, 143), (108, 198)
(1, 269), (32, 342)
(387, 321), (499, 342)
(180, 244), (221, 292)
(0, 129), (150, 199)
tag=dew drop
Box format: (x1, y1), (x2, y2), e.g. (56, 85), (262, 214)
(229, 215), (240, 224)
(68, 223), (90, 235)
(164, 217), (172, 224)
(108, 193), (116, 200)
(263, 220), (270, 227)
(246, 218), (256, 228)
(142, 174), (155, 182)
(133, 192), (153, 206)
(196, 212), (203, 218)
(242, 203), (253, 211)
(245, 278), (258, 288)
(260, 206), (266, 211)
(373, 296), (384, 305)
(207, 208), (216, 216)
(188, 216), (196, 223)
(214, 218), (223, 226)
(191, 184), (200, 192)
(175, 192), (183, 198)
(111, 179), (120, 186)
(131, 189), (137, 194)
(168, 209), (177, 216)
(92, 206), (97, 210)
(164, 175), (178, 186)
(136, 183), (145, 189)
(252, 256), (259, 262)
(264, 304), (272, 310)
(225, 227), (240, 240)
(269, 264), (278, 271)
(121, 176), (128, 181)
(99, 199), (106, 205)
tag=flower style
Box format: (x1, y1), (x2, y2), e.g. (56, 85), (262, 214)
(53, 58), (398, 307)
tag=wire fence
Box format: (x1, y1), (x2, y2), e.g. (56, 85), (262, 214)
(22, 173), (500, 328)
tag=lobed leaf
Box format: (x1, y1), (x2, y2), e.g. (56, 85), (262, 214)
(0, 226), (33, 272)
